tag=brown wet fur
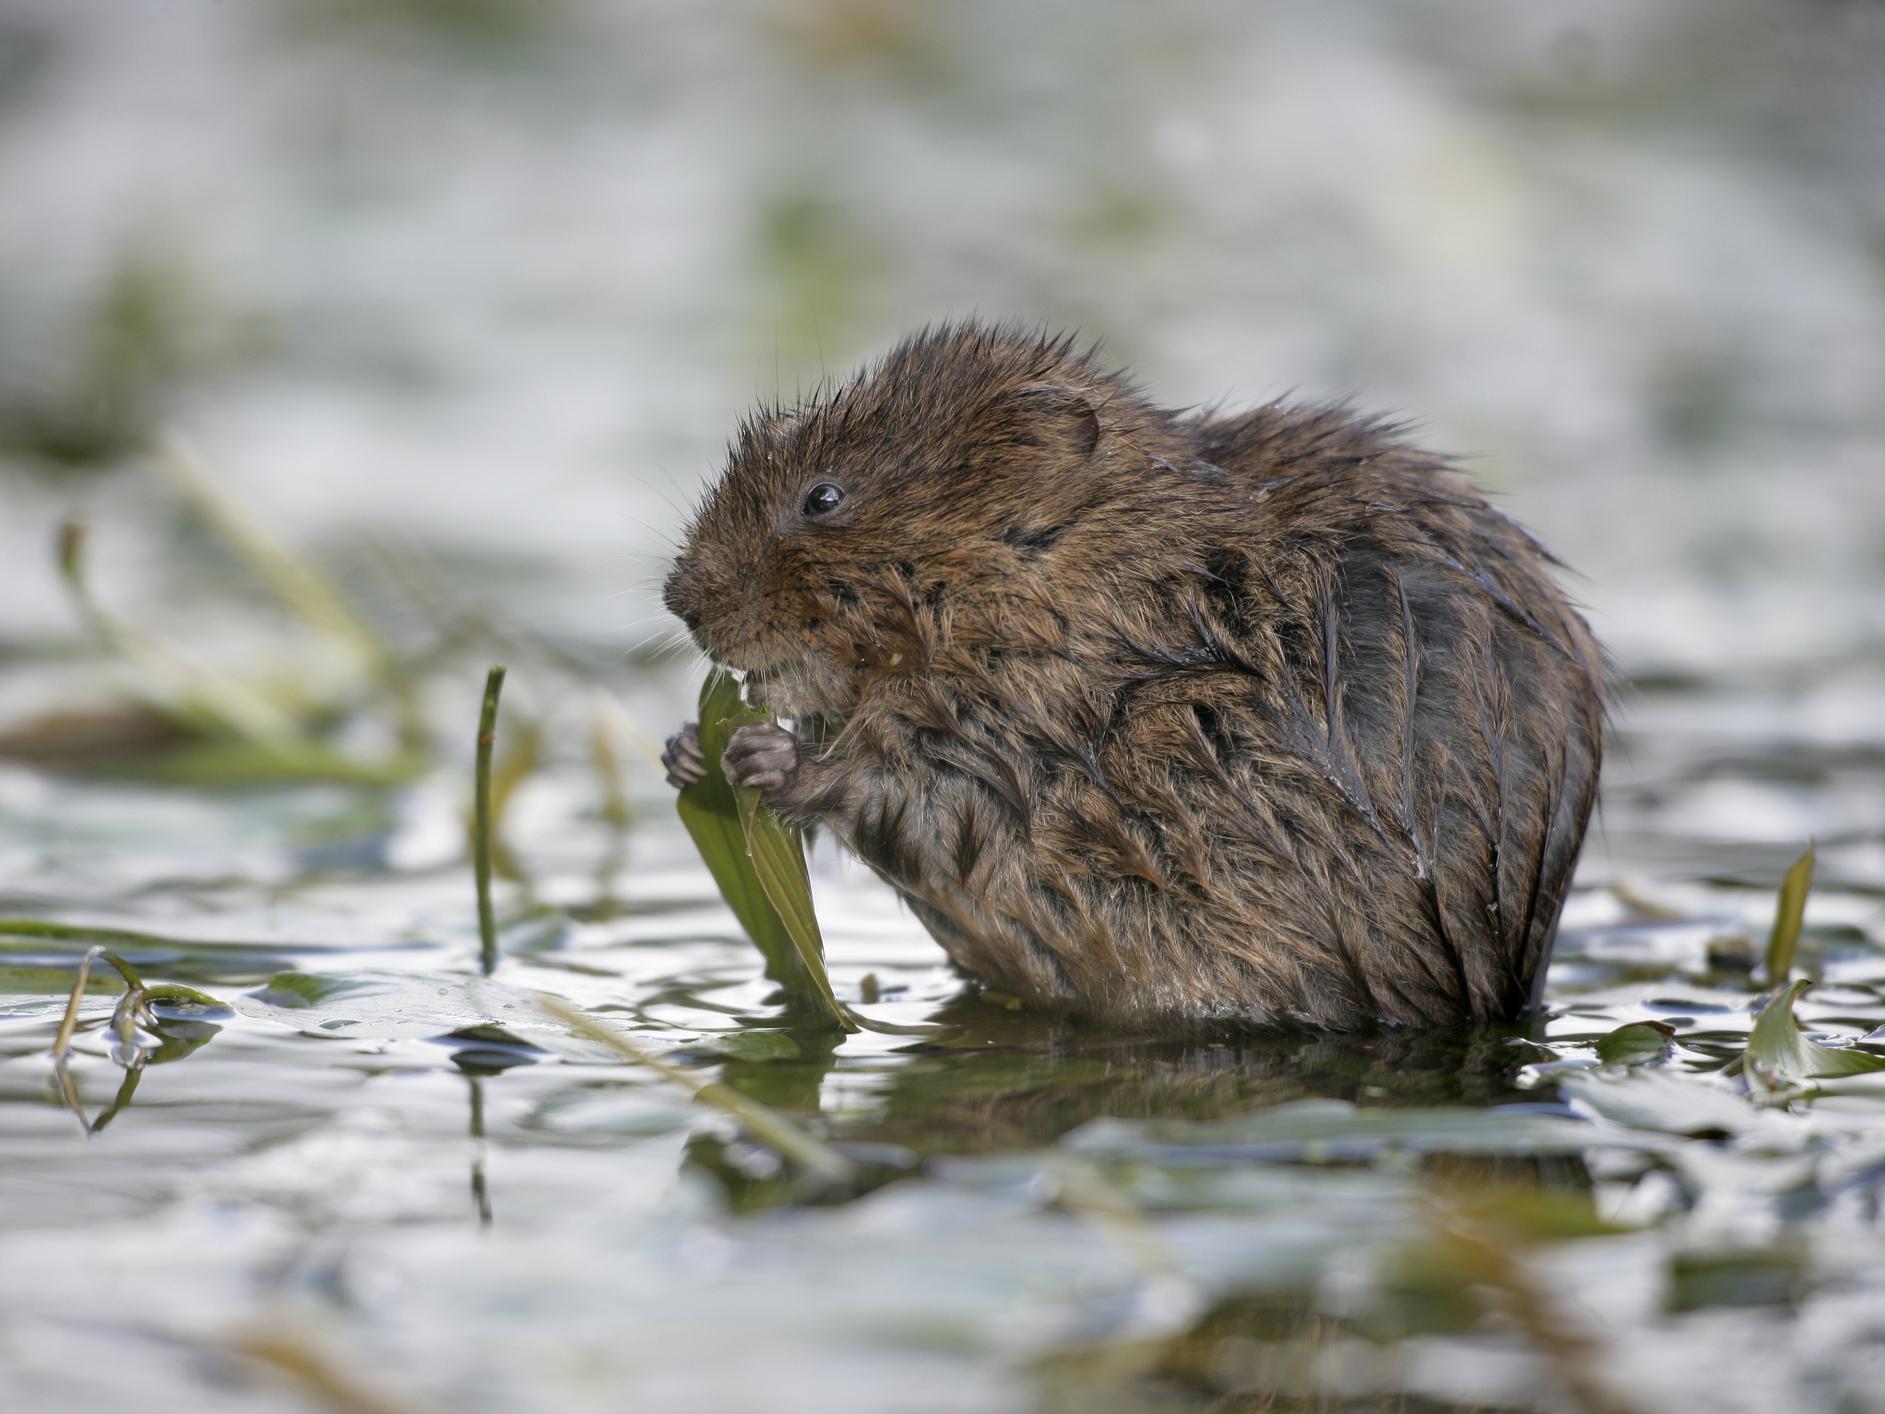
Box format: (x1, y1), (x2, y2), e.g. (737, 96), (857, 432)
(663, 321), (1606, 1031)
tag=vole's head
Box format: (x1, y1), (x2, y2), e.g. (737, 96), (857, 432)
(664, 322), (1187, 718)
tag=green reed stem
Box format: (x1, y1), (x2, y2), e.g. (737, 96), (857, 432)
(474, 665), (506, 977)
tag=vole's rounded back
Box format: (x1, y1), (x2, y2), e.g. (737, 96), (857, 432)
(665, 322), (1604, 1029)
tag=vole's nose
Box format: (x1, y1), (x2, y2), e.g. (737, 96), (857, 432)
(662, 566), (705, 638)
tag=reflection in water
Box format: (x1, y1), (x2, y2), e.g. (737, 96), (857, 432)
(466, 1074), (493, 1230)
(448, 1026), (549, 1231)
(52, 1057), (143, 1136)
(686, 1008), (1592, 1211)
(52, 1009), (223, 1134)
(848, 1014), (1539, 1151)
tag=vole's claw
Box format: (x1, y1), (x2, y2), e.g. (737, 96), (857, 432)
(723, 722), (799, 793)
(662, 722), (706, 789)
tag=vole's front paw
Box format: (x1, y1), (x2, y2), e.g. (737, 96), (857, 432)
(722, 722), (799, 793)
(662, 722), (706, 789)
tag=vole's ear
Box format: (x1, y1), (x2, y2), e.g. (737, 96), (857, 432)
(734, 407), (799, 459)
(1000, 383), (1101, 462)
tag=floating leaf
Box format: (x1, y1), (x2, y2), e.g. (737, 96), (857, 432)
(238, 969), (581, 1044)
(1594, 1020), (1676, 1067)
(1763, 843), (1814, 984)
(247, 971), (379, 1010)
(138, 983), (232, 1018)
(433, 1024), (546, 1074)
(238, 969), (812, 1076)
(1745, 978), (1885, 1089)
(1559, 1069), (1771, 1139)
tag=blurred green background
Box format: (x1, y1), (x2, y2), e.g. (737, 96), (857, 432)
(5, 0), (1882, 681)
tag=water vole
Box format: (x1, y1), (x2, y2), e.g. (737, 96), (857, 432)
(661, 323), (1605, 1030)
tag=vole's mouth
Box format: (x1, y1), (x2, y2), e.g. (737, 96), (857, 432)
(734, 658), (804, 710)
(725, 642), (875, 715)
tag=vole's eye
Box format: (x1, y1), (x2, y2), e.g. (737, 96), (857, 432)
(802, 482), (846, 518)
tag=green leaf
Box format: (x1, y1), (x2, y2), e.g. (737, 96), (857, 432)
(732, 756), (853, 1032)
(1559, 1069), (1772, 1138)
(1745, 978), (1885, 1089)
(248, 971), (377, 1010)
(1763, 842), (1815, 984)
(139, 983), (233, 1019)
(677, 669), (853, 1032)
(674, 670), (807, 989)
(1594, 1020), (1676, 1067)
(675, 671), (936, 1037)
